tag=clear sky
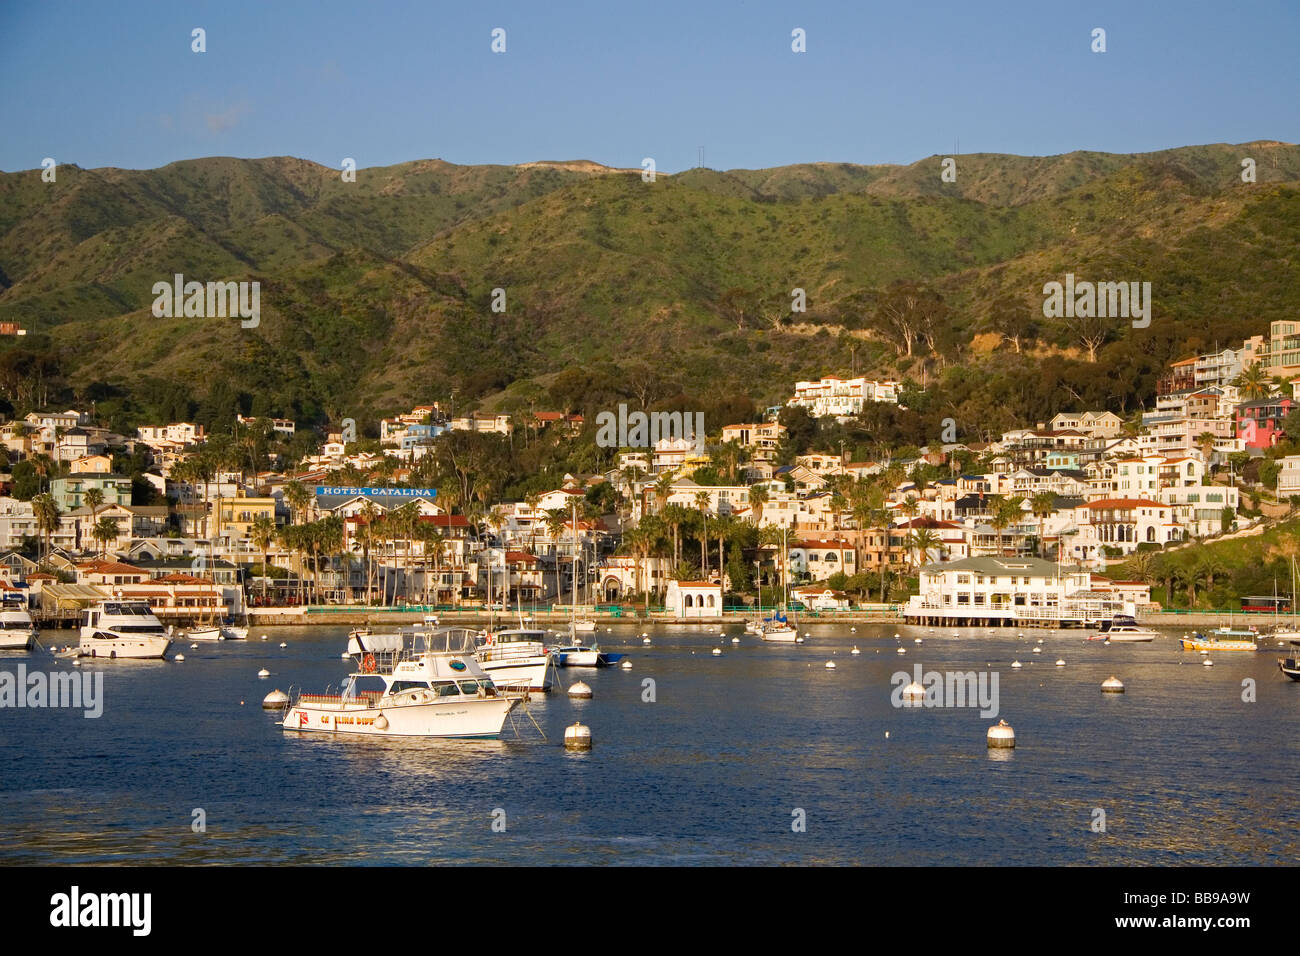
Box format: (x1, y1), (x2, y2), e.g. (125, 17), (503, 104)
(2, 0), (1297, 174)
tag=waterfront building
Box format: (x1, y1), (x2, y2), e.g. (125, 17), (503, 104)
(904, 555), (1139, 626)
(664, 580), (723, 620)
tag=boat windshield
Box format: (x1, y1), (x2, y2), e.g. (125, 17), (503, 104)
(0, 620), (31, 629)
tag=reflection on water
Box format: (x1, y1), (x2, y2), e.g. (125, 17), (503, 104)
(1, 623), (1297, 864)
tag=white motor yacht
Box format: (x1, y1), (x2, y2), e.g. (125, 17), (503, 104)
(282, 626), (517, 738)
(79, 600), (171, 659)
(0, 606), (37, 650)
(475, 627), (556, 692)
(1096, 614), (1158, 642)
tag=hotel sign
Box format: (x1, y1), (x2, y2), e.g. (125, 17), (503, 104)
(315, 486), (437, 499)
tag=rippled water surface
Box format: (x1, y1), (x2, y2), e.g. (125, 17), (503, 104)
(2, 623), (1297, 864)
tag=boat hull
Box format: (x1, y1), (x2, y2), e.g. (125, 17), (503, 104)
(283, 695), (516, 738)
(572, 620), (597, 633)
(1180, 638), (1257, 652)
(1104, 632), (1157, 642)
(1280, 658), (1300, 681)
(557, 647), (601, 667)
(760, 626), (799, 643)
(79, 636), (171, 659)
(476, 655), (554, 692)
(0, 630), (36, 650)
(188, 627), (225, 642)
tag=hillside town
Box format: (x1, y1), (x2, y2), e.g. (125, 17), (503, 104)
(3, 326), (1300, 627)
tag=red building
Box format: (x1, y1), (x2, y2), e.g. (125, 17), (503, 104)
(1236, 396), (1294, 449)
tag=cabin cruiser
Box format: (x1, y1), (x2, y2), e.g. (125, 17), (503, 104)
(282, 626), (517, 738)
(475, 627), (556, 692)
(79, 600), (171, 659)
(0, 606), (37, 650)
(1093, 614), (1158, 642)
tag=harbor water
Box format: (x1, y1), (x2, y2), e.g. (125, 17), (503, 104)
(2, 623), (1297, 865)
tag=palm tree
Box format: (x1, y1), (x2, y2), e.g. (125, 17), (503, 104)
(83, 487), (105, 548)
(543, 509), (567, 604)
(661, 502), (691, 568)
(748, 483), (769, 526)
(694, 490), (712, 577)
(250, 514), (277, 603)
(284, 480), (310, 527)
(359, 501), (380, 604)
(392, 502), (420, 604)
(1196, 431), (1218, 471)
(906, 527), (942, 571)
(1029, 491), (1057, 558)
(32, 493), (60, 568)
(92, 515), (120, 559)
(1235, 363), (1272, 401)
(991, 496), (1026, 556)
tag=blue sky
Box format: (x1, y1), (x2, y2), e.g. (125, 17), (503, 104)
(2, 0), (1297, 173)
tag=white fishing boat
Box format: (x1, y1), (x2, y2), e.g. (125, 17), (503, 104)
(188, 625), (226, 642)
(79, 600), (171, 659)
(475, 627), (556, 691)
(282, 626), (517, 738)
(0, 605), (37, 650)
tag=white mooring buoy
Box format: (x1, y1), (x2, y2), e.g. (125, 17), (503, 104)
(620, 659), (632, 670)
(712, 647), (721, 656)
(174, 654), (184, 662)
(824, 660), (836, 669)
(262, 689), (290, 709)
(731, 637), (739, 644)
(850, 646), (860, 655)
(1011, 660), (1023, 669)
(897, 647), (906, 654)
(564, 722), (592, 751)
(261, 635), (268, 641)
(914, 637), (922, 644)
(902, 680), (925, 704)
(1032, 647), (1042, 654)
(642, 637), (651, 645)
(257, 668), (270, 679)
(987, 720), (1016, 749)
(1202, 658), (1214, 667)
(1101, 675), (1125, 693)
(568, 680), (593, 699)
(1055, 659), (1066, 667)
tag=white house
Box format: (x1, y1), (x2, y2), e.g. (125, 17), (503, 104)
(664, 580), (723, 620)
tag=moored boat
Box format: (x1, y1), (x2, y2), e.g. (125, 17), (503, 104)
(1279, 654), (1300, 681)
(1180, 629), (1258, 652)
(475, 627), (556, 691)
(79, 600), (171, 659)
(282, 626), (517, 738)
(0, 606), (37, 650)
(188, 625), (225, 642)
(1096, 615), (1158, 642)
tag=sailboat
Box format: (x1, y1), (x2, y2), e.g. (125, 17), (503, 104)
(760, 527), (801, 643)
(556, 501), (605, 666)
(1265, 557), (1300, 642)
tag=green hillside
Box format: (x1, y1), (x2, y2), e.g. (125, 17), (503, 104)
(0, 141), (1297, 441)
